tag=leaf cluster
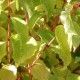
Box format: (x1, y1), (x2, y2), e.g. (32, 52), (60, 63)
(0, 0), (80, 80)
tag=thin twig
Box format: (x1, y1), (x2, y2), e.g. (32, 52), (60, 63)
(17, 64), (32, 80)
(51, 0), (66, 31)
(26, 12), (29, 24)
(27, 64), (32, 80)
(51, 1), (80, 31)
(31, 36), (56, 67)
(7, 0), (10, 64)
(17, 36), (56, 80)
(17, 12), (29, 80)
(71, 2), (80, 15)
(17, 77), (21, 80)
(62, 0), (66, 8)
(31, 44), (49, 67)
(51, 15), (60, 31)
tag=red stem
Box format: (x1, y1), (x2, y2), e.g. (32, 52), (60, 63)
(51, 1), (80, 31)
(26, 12), (29, 24)
(62, 0), (66, 8)
(51, 15), (60, 31)
(7, 0), (10, 64)
(31, 36), (56, 67)
(71, 2), (80, 15)
(17, 77), (21, 80)
(17, 36), (56, 80)
(17, 1), (80, 80)
(17, 64), (32, 80)
(51, 0), (66, 31)
(27, 64), (32, 80)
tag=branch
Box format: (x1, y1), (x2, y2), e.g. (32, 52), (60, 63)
(62, 0), (66, 8)
(7, 0), (11, 64)
(51, 1), (80, 31)
(71, 2), (80, 15)
(31, 36), (56, 67)
(17, 36), (56, 80)
(51, 15), (60, 31)
(17, 65), (32, 80)
(26, 12), (29, 24)
(51, 0), (66, 31)
(17, 77), (21, 80)
(26, 64), (32, 80)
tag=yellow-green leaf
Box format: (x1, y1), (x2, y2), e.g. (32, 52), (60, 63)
(55, 25), (71, 67)
(31, 60), (50, 80)
(0, 42), (6, 62)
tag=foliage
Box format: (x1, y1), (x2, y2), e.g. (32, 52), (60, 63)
(0, 0), (80, 80)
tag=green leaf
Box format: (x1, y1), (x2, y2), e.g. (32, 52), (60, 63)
(48, 74), (54, 80)
(55, 25), (70, 51)
(16, 0), (19, 11)
(28, 11), (43, 30)
(54, 76), (65, 80)
(72, 35), (80, 48)
(1, 0), (16, 11)
(10, 1), (16, 13)
(22, 0), (34, 16)
(26, 37), (38, 59)
(60, 8), (77, 35)
(11, 34), (21, 65)
(0, 65), (17, 80)
(0, 12), (8, 22)
(22, 0), (41, 16)
(32, 0), (41, 6)
(40, 0), (54, 17)
(75, 57), (80, 63)
(49, 74), (65, 80)
(38, 28), (54, 44)
(23, 74), (30, 80)
(51, 66), (71, 78)
(35, 4), (45, 12)
(11, 18), (38, 66)
(55, 0), (63, 8)
(55, 25), (71, 67)
(31, 60), (50, 80)
(77, 16), (80, 26)
(0, 42), (6, 62)
(1, 0), (8, 10)
(0, 27), (7, 41)
(49, 51), (59, 66)
(11, 35), (38, 66)
(73, 22), (80, 36)
(69, 60), (80, 71)
(0, 1), (2, 14)
(66, 74), (80, 80)
(12, 17), (28, 43)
